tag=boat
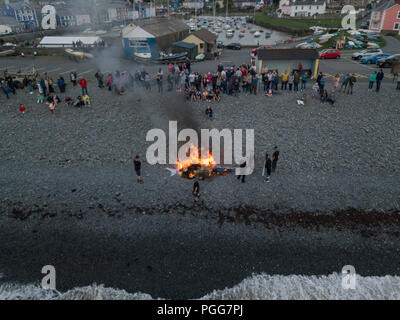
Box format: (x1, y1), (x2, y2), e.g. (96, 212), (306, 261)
(134, 52), (152, 60)
(226, 30), (234, 38)
(254, 31), (261, 37)
(238, 33), (244, 38)
(259, 29), (264, 33)
(240, 29), (246, 33)
(265, 31), (271, 38)
(195, 53), (205, 62)
(157, 51), (187, 63)
(65, 48), (94, 60)
(0, 48), (16, 56)
(249, 29), (256, 34)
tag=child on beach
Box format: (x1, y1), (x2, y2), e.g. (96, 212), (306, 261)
(37, 93), (44, 104)
(48, 102), (55, 115)
(65, 97), (73, 106)
(297, 93), (307, 106)
(265, 88), (273, 97)
(312, 82), (320, 99)
(82, 94), (91, 106)
(19, 104), (26, 119)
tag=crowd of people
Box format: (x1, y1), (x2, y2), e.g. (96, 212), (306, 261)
(3, 53), (400, 122)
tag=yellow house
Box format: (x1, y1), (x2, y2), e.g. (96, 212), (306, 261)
(182, 29), (217, 58)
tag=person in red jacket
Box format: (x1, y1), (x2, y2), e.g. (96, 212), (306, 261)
(19, 104), (26, 119)
(79, 77), (88, 95)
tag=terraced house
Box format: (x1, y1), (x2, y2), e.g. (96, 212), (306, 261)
(280, 0), (326, 17)
(2, 0), (39, 32)
(369, 0), (400, 33)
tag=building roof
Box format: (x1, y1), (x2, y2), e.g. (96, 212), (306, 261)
(123, 24), (155, 39)
(191, 29), (217, 43)
(257, 48), (320, 60)
(134, 18), (189, 38)
(173, 41), (197, 49)
(39, 36), (103, 46)
(0, 15), (20, 26)
(285, 0), (326, 6)
(374, 0), (398, 12)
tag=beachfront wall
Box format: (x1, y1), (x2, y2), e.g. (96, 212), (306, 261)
(256, 49), (320, 78)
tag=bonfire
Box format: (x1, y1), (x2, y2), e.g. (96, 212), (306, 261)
(177, 145), (232, 179)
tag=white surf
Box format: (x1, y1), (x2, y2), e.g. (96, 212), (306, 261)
(1, 273), (400, 300)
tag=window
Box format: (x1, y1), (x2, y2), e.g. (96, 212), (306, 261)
(372, 12), (380, 20)
(200, 43), (204, 49)
(129, 40), (149, 48)
(397, 11), (400, 19)
(395, 23), (400, 30)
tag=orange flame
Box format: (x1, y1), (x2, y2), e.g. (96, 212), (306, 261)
(177, 144), (216, 172)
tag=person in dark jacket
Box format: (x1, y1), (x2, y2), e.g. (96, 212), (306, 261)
(265, 154), (272, 182)
(376, 69), (384, 93)
(193, 180), (200, 202)
(237, 161), (247, 183)
(134, 155), (143, 184)
(205, 106), (214, 120)
(272, 146), (279, 173)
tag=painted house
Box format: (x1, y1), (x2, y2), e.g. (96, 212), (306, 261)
(256, 48), (320, 78)
(233, 0), (258, 8)
(182, 29), (217, 57)
(369, 0), (400, 32)
(122, 18), (189, 60)
(183, 0), (205, 9)
(107, 1), (129, 22)
(280, 0), (326, 17)
(2, 0), (39, 31)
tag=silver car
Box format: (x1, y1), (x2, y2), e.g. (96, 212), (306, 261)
(352, 48), (383, 60)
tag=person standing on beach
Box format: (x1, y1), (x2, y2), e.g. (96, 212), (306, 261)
(332, 74), (340, 92)
(237, 160), (247, 183)
(376, 69), (384, 93)
(340, 72), (350, 92)
(347, 74), (356, 95)
(79, 77), (88, 95)
(272, 146), (280, 173)
(193, 180), (200, 202)
(70, 71), (77, 86)
(134, 155), (143, 184)
(369, 71), (377, 90)
(19, 104), (26, 120)
(264, 154), (272, 182)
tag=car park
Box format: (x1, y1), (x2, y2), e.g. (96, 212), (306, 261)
(352, 48), (383, 60)
(360, 53), (391, 64)
(319, 49), (341, 59)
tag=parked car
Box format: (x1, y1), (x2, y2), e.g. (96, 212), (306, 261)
(217, 41), (224, 49)
(319, 49), (341, 59)
(352, 48), (383, 60)
(251, 45), (273, 55)
(360, 53), (391, 64)
(376, 54), (400, 68)
(225, 42), (241, 50)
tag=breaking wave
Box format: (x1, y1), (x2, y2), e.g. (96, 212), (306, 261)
(1, 273), (400, 300)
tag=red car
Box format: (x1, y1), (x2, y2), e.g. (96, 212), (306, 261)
(252, 45), (273, 55)
(319, 49), (341, 59)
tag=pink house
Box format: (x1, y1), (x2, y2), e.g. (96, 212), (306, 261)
(369, 0), (400, 32)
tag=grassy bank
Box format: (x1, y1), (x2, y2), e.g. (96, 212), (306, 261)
(253, 14), (343, 32)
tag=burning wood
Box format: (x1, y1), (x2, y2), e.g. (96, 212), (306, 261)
(177, 145), (233, 179)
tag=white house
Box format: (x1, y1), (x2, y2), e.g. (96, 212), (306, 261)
(280, 0), (326, 17)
